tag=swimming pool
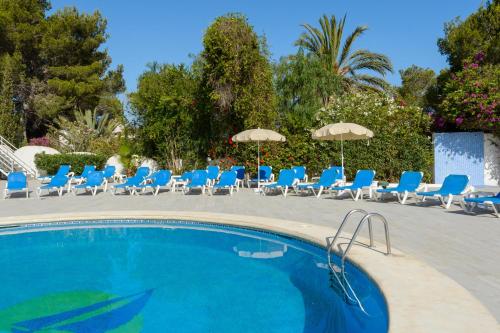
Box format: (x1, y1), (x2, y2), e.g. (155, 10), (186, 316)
(0, 220), (388, 332)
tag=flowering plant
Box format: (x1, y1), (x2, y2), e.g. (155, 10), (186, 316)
(437, 52), (499, 134)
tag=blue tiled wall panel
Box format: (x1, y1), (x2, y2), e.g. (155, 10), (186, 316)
(434, 132), (484, 185)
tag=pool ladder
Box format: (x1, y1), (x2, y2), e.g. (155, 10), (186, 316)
(327, 209), (391, 314)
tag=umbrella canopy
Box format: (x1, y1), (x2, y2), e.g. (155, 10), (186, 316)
(232, 128), (286, 191)
(312, 122), (373, 141)
(312, 122), (373, 172)
(232, 128), (286, 143)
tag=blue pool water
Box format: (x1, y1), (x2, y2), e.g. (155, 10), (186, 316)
(0, 220), (388, 332)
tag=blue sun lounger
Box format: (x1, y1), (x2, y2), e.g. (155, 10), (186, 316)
(133, 170), (173, 195)
(73, 165), (96, 183)
(461, 192), (500, 217)
(3, 171), (29, 199)
(376, 171), (423, 204)
(207, 165), (220, 185)
(416, 174), (470, 209)
(37, 175), (69, 198)
(247, 166), (273, 188)
(72, 171), (105, 196)
(263, 169), (296, 197)
(111, 166), (150, 195)
(330, 169), (376, 201)
(292, 166), (308, 182)
(38, 164), (71, 183)
(183, 170), (209, 195)
(230, 166), (245, 190)
(211, 171), (238, 196)
(296, 168), (338, 198)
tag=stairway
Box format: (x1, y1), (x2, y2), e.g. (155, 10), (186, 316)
(0, 135), (37, 178)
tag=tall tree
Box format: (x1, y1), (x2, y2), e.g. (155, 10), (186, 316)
(295, 14), (393, 91)
(0, 54), (24, 144)
(398, 65), (436, 107)
(201, 13), (277, 143)
(0, 1), (125, 140)
(129, 64), (200, 169)
(437, 0), (499, 71)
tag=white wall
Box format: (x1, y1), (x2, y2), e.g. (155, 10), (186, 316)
(484, 134), (500, 186)
(14, 146), (60, 177)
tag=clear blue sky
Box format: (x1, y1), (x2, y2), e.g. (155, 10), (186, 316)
(50, 0), (482, 92)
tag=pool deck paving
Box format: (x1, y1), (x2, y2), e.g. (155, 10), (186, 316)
(0, 180), (499, 331)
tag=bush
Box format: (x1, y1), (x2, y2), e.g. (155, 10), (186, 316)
(35, 153), (107, 175)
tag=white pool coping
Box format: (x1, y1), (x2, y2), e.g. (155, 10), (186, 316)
(0, 210), (498, 333)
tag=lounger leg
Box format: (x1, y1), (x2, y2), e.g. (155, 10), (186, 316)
(284, 186), (288, 198)
(401, 192), (409, 205)
(229, 187), (233, 196)
(352, 190), (360, 201)
(445, 195), (453, 209)
(26, 188), (29, 199)
(491, 204), (499, 218)
(316, 187), (323, 198)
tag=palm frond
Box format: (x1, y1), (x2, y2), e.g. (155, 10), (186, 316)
(338, 25), (367, 68)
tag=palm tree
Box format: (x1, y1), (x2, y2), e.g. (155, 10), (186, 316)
(296, 14), (393, 91)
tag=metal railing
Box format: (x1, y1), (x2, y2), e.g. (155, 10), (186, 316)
(327, 210), (391, 314)
(0, 135), (37, 178)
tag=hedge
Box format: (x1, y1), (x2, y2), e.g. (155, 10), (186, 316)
(35, 153), (107, 175)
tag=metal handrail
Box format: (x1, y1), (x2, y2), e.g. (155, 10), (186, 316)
(0, 135), (37, 177)
(327, 210), (391, 315)
(340, 213), (391, 267)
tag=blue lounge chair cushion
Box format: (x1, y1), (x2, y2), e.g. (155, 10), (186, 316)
(250, 166), (273, 182)
(135, 170), (172, 189)
(40, 175), (69, 189)
(74, 171), (104, 189)
(185, 170), (208, 188)
(331, 170), (375, 191)
(230, 166), (245, 180)
(417, 174), (469, 196)
(291, 166), (307, 181)
(103, 165), (116, 179)
(7, 172), (27, 190)
(73, 165), (96, 180)
(297, 168), (337, 190)
(207, 166), (220, 180)
(464, 193), (500, 204)
(265, 169), (296, 189)
(377, 171), (423, 194)
(213, 171), (237, 188)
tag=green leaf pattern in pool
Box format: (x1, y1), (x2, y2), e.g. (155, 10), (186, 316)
(0, 290), (152, 332)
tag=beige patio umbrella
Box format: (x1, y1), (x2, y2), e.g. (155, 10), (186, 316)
(232, 128), (286, 191)
(312, 122), (373, 172)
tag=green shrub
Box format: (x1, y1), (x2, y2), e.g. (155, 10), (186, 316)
(35, 153), (107, 175)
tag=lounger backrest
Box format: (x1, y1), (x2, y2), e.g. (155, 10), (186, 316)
(190, 170), (208, 186)
(135, 166), (150, 179)
(49, 175), (69, 187)
(440, 174), (469, 195)
(318, 168), (337, 187)
(398, 171), (423, 192)
(103, 165), (116, 178)
(86, 171), (104, 186)
(352, 170), (376, 187)
(328, 166), (344, 181)
(153, 170), (172, 186)
(230, 166), (245, 180)
(80, 165), (96, 178)
(218, 171), (237, 186)
(7, 171), (27, 189)
(258, 166), (272, 180)
(277, 169), (296, 186)
(56, 165), (71, 177)
(292, 166), (306, 181)
(207, 166), (220, 180)
(180, 171), (192, 181)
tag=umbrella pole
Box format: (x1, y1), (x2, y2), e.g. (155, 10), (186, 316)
(257, 140), (260, 191)
(341, 134), (344, 177)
